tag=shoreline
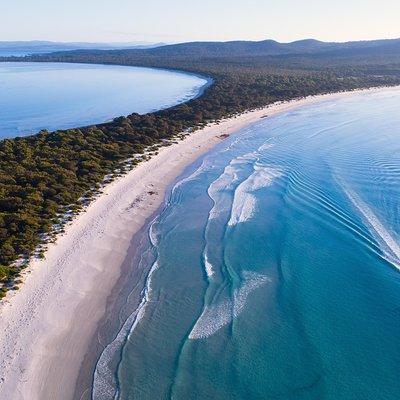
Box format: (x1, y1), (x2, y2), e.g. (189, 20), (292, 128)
(0, 85), (397, 399)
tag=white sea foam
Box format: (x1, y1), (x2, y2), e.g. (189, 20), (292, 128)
(93, 260), (161, 400)
(207, 143), (277, 224)
(92, 304), (140, 400)
(204, 252), (215, 278)
(203, 158), (251, 280)
(208, 163), (241, 220)
(258, 142), (274, 152)
(228, 165), (282, 226)
(340, 182), (400, 270)
(232, 152), (259, 163)
(229, 192), (258, 226)
(149, 218), (159, 247)
(189, 271), (271, 340)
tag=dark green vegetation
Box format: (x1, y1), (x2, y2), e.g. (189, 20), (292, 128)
(1, 38), (400, 294)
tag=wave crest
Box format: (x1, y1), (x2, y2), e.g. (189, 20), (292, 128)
(228, 166), (283, 226)
(189, 272), (271, 340)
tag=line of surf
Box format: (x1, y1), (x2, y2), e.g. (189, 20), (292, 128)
(338, 180), (400, 270)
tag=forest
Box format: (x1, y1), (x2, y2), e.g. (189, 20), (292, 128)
(1, 41), (400, 295)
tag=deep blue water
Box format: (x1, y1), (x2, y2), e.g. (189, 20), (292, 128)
(0, 62), (208, 138)
(94, 88), (400, 399)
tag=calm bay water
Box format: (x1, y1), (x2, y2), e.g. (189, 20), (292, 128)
(0, 62), (208, 138)
(94, 88), (400, 399)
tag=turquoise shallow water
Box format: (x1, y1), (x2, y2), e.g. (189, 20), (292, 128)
(94, 88), (400, 400)
(0, 62), (207, 138)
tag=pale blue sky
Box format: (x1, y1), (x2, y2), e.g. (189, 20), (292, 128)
(3, 0), (400, 43)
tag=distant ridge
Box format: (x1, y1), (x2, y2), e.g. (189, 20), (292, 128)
(0, 41), (165, 56)
(126, 38), (400, 57)
(3, 37), (400, 63)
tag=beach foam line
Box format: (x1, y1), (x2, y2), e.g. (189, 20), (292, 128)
(228, 165), (283, 226)
(92, 258), (161, 400)
(203, 252), (215, 278)
(189, 271), (270, 340)
(92, 216), (162, 400)
(203, 158), (249, 280)
(206, 150), (265, 221)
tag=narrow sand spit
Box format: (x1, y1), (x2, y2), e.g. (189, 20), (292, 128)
(0, 87), (394, 399)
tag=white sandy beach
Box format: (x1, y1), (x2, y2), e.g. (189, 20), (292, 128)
(0, 87), (392, 399)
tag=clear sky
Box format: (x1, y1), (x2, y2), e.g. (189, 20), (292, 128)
(2, 0), (400, 43)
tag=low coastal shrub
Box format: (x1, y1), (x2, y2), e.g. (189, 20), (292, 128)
(0, 265), (9, 282)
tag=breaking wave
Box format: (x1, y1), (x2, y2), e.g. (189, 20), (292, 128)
(189, 272), (271, 340)
(228, 165), (283, 226)
(339, 181), (400, 270)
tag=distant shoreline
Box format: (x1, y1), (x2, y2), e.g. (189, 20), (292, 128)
(0, 85), (398, 399)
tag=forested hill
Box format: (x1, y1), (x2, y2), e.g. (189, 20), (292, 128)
(14, 37), (400, 73)
(18, 37), (400, 58)
(1, 39), (400, 295)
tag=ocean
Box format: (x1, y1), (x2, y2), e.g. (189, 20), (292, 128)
(93, 88), (400, 399)
(0, 62), (208, 138)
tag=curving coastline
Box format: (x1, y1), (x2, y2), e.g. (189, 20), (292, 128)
(0, 86), (397, 399)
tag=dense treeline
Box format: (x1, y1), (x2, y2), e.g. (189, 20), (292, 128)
(1, 46), (400, 295)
